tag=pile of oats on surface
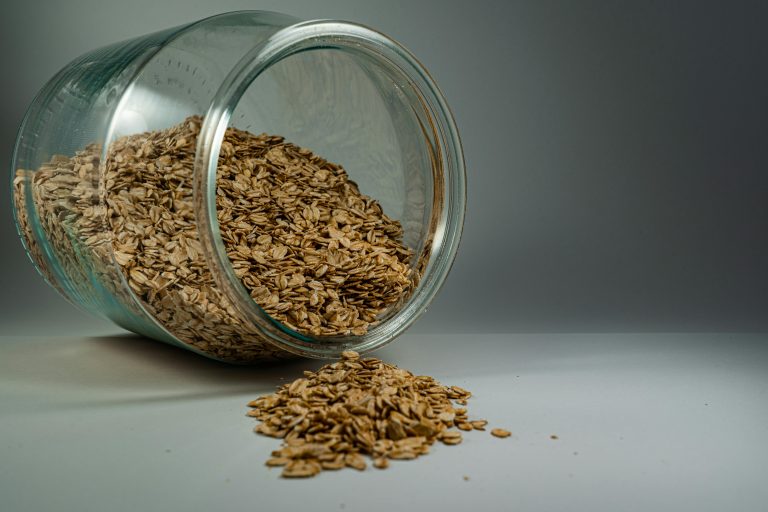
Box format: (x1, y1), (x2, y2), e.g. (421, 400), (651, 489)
(248, 350), (505, 478)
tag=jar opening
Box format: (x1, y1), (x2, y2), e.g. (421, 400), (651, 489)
(195, 21), (465, 357)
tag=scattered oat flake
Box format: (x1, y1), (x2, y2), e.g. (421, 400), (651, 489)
(491, 428), (511, 438)
(470, 420), (488, 431)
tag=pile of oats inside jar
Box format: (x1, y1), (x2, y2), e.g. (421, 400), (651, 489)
(13, 116), (416, 361)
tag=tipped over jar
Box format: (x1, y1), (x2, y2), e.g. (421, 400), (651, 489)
(11, 11), (465, 362)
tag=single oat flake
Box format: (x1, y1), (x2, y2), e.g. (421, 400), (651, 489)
(491, 428), (512, 438)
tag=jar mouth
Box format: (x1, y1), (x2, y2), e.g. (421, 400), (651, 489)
(194, 20), (465, 358)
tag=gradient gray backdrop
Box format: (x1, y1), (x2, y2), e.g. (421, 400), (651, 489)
(2, 0), (766, 335)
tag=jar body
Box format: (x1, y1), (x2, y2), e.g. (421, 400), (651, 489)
(11, 11), (465, 362)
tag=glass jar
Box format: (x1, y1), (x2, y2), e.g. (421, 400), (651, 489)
(11, 10), (465, 362)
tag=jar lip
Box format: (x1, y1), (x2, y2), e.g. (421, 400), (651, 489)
(194, 19), (466, 358)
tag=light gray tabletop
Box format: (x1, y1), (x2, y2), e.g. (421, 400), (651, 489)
(1, 333), (766, 512)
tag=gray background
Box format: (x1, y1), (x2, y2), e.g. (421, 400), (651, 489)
(2, 0), (767, 335)
(2, 4), (768, 511)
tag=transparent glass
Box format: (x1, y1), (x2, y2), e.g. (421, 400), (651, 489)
(10, 11), (465, 362)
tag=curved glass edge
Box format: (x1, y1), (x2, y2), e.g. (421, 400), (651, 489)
(195, 20), (466, 359)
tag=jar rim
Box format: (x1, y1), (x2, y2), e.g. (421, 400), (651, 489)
(193, 18), (466, 358)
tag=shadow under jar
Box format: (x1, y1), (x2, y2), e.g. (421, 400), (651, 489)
(11, 11), (465, 363)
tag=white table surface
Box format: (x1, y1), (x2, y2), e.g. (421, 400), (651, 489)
(1, 333), (766, 512)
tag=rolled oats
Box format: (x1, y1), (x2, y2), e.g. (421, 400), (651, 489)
(491, 428), (512, 438)
(248, 351), (497, 478)
(14, 116), (416, 361)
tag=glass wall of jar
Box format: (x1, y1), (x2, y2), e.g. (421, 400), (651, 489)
(11, 11), (465, 362)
